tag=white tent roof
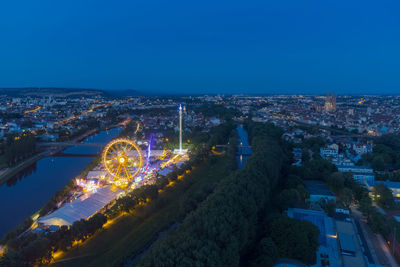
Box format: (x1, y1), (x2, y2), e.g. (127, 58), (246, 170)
(86, 170), (108, 179)
(38, 185), (123, 226)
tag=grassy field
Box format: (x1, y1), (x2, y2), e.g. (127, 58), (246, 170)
(53, 155), (232, 267)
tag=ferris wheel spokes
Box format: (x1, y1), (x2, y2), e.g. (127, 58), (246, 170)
(102, 138), (143, 187)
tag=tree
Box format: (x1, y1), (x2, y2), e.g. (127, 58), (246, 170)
(302, 148), (310, 163)
(302, 137), (325, 152)
(86, 213), (107, 235)
(20, 236), (52, 264)
(322, 199), (336, 217)
(376, 134), (400, 151)
(71, 219), (88, 241)
(303, 158), (338, 181)
(115, 195), (137, 213)
(277, 189), (300, 211)
(285, 175), (303, 189)
(372, 184), (394, 209)
(4, 133), (36, 166)
(137, 122), (286, 267)
(359, 196), (374, 221)
(269, 215), (319, 265)
(339, 188), (353, 208)
(326, 172), (345, 193)
(371, 156), (385, 171)
(249, 237), (279, 267)
(369, 210), (390, 235)
(0, 250), (25, 266)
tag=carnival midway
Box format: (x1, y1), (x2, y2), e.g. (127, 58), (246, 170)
(32, 105), (189, 231)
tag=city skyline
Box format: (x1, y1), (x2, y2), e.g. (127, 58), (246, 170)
(2, 2), (400, 266)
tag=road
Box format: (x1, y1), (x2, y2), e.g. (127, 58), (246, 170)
(376, 234), (399, 267)
(353, 219), (374, 263)
(351, 206), (398, 267)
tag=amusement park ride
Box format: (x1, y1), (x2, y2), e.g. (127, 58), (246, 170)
(102, 138), (144, 187)
(101, 105), (187, 188)
(37, 106), (189, 229)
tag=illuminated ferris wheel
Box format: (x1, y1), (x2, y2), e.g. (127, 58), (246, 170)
(102, 138), (143, 186)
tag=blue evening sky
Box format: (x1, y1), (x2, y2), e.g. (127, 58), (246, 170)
(0, 0), (399, 94)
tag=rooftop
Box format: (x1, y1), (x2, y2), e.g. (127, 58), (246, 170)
(304, 180), (335, 197)
(367, 180), (400, 189)
(335, 220), (368, 267)
(338, 233), (356, 254)
(287, 208), (340, 267)
(38, 185), (123, 226)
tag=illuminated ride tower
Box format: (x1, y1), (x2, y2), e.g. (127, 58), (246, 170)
(175, 104), (187, 154)
(179, 104), (183, 153)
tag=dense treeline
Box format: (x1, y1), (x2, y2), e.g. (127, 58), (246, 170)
(358, 134), (400, 171)
(376, 134), (400, 151)
(2, 133), (37, 167)
(136, 122), (320, 266)
(244, 122), (320, 266)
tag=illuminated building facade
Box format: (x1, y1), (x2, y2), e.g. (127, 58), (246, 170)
(324, 90), (336, 112)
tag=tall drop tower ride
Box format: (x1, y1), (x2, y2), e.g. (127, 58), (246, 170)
(179, 104), (183, 154)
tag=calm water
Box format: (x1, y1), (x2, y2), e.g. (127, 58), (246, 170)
(0, 128), (121, 239)
(237, 125), (251, 169)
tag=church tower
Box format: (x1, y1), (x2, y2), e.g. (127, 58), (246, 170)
(324, 90), (336, 112)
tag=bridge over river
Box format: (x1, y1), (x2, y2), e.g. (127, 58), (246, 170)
(38, 142), (106, 148)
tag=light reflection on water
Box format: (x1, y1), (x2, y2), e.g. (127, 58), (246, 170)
(0, 127), (121, 239)
(236, 125), (251, 169)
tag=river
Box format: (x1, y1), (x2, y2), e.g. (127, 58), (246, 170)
(236, 125), (252, 168)
(0, 127), (122, 239)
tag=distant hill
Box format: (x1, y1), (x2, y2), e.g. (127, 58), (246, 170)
(106, 89), (140, 97)
(0, 88), (140, 98)
(0, 87), (106, 97)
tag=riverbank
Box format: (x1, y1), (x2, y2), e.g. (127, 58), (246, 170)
(0, 127), (102, 186)
(36, 125), (129, 219)
(0, 152), (46, 186)
(0, 127), (123, 240)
